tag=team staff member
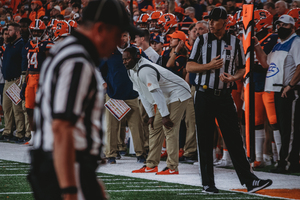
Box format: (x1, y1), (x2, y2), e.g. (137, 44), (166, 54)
(28, 0), (140, 199)
(0, 23), (26, 143)
(124, 47), (191, 175)
(187, 8), (272, 193)
(254, 15), (300, 174)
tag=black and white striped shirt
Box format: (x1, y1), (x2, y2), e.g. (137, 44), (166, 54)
(189, 32), (245, 90)
(33, 31), (105, 156)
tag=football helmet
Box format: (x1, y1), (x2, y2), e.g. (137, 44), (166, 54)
(254, 10), (272, 33)
(226, 15), (237, 31)
(288, 8), (300, 30)
(29, 19), (46, 42)
(136, 13), (149, 29)
(68, 20), (78, 28)
(148, 11), (163, 31)
(158, 13), (178, 35)
(52, 20), (70, 41)
(254, 10), (271, 24)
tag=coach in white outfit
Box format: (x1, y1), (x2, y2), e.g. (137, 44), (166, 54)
(123, 47), (191, 175)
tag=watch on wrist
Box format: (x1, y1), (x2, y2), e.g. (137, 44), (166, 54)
(61, 186), (77, 194)
(288, 82), (295, 88)
(174, 52), (179, 56)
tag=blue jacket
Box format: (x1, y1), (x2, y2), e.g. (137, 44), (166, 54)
(2, 37), (24, 80)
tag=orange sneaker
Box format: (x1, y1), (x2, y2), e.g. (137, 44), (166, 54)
(179, 149), (184, 158)
(156, 167), (179, 175)
(132, 165), (158, 173)
(161, 150), (168, 158)
(251, 161), (264, 168)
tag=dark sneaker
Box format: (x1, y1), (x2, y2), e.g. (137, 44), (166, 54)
(270, 166), (288, 174)
(119, 150), (127, 156)
(116, 152), (121, 160)
(203, 185), (219, 193)
(15, 137), (26, 144)
(0, 134), (13, 141)
(107, 157), (116, 164)
(137, 156), (146, 163)
(247, 179), (272, 193)
(24, 137), (31, 142)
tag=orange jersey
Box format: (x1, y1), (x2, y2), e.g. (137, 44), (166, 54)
(29, 8), (45, 22)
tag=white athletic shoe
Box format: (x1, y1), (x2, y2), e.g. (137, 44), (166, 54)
(215, 158), (233, 167)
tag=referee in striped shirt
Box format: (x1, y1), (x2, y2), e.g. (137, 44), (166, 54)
(187, 7), (272, 193)
(27, 1), (141, 200)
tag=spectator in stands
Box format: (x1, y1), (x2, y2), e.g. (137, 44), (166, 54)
(51, 5), (61, 19)
(291, 0), (300, 8)
(150, 34), (164, 56)
(264, 2), (276, 16)
(29, 0), (45, 22)
(135, 29), (159, 63)
(275, 1), (289, 16)
(0, 15), (7, 28)
(64, 7), (72, 20)
(185, 7), (198, 23)
(195, 20), (209, 36)
(72, 3), (80, 14)
(0, 23), (26, 143)
(19, 18), (31, 44)
(14, 4), (28, 22)
(226, 0), (240, 15)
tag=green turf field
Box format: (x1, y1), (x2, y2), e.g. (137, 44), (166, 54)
(0, 159), (283, 200)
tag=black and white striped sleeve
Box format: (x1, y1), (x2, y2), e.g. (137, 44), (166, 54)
(52, 59), (95, 124)
(188, 36), (202, 63)
(235, 39), (246, 69)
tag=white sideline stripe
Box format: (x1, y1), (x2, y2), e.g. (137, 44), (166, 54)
(101, 178), (134, 181)
(206, 198), (262, 199)
(5, 168), (30, 170)
(0, 174), (27, 176)
(0, 192), (33, 195)
(127, 185), (175, 188)
(105, 182), (159, 185)
(177, 193), (232, 195)
(106, 189), (202, 192)
(97, 176), (113, 178)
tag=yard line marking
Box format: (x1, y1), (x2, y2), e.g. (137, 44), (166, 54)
(0, 174), (27, 176)
(101, 178), (134, 181)
(177, 193), (232, 195)
(5, 168), (30, 170)
(206, 198), (262, 199)
(105, 182), (159, 185)
(106, 189), (202, 192)
(97, 176), (113, 178)
(127, 185), (175, 188)
(0, 192), (33, 195)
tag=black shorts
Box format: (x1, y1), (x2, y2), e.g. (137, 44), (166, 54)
(28, 149), (105, 200)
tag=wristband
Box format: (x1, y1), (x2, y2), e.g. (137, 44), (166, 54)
(174, 52), (179, 56)
(288, 82), (295, 88)
(61, 186), (77, 194)
(254, 42), (260, 47)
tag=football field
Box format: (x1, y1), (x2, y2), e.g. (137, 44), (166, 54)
(0, 142), (299, 200)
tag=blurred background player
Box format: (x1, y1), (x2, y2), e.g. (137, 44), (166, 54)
(148, 11), (163, 34)
(135, 29), (159, 63)
(21, 19), (53, 145)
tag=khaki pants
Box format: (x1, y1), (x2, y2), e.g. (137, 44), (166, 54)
(146, 99), (189, 171)
(139, 99), (149, 152)
(22, 74), (31, 138)
(183, 96), (197, 157)
(105, 95), (146, 158)
(2, 80), (25, 138)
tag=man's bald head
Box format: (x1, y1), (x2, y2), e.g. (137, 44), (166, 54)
(275, 1), (288, 15)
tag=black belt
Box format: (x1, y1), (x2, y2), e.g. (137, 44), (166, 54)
(198, 86), (232, 96)
(6, 77), (18, 82)
(21, 72), (26, 75)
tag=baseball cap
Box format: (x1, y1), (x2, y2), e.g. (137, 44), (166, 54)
(82, 0), (142, 35)
(204, 7), (227, 20)
(167, 30), (187, 41)
(53, 5), (61, 12)
(31, 0), (43, 7)
(141, 5), (154, 13)
(150, 33), (164, 44)
(275, 14), (295, 26)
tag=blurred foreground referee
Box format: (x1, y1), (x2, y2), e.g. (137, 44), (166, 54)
(27, 1), (141, 200)
(187, 7), (272, 193)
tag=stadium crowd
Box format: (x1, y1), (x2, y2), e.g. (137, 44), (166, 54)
(0, 0), (299, 190)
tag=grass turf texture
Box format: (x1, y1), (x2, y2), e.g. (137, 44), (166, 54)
(0, 159), (281, 200)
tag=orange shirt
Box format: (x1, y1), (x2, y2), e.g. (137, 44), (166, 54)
(29, 7), (45, 22)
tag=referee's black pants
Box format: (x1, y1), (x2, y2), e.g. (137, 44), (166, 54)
(274, 89), (299, 169)
(194, 91), (258, 187)
(28, 150), (105, 200)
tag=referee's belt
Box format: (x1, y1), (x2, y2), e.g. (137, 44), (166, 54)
(198, 85), (232, 96)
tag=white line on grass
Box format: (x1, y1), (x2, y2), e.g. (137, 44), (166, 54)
(0, 174), (27, 176)
(0, 192), (33, 195)
(101, 179), (134, 181)
(4, 168), (30, 170)
(105, 182), (159, 185)
(106, 189), (203, 192)
(97, 176), (113, 178)
(205, 198), (262, 199)
(127, 185), (176, 188)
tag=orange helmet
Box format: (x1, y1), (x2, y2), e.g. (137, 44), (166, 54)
(29, 19), (46, 41)
(255, 15), (273, 33)
(136, 13), (149, 29)
(148, 11), (163, 31)
(288, 8), (300, 30)
(68, 20), (78, 28)
(234, 10), (243, 23)
(158, 13), (178, 35)
(254, 10), (271, 24)
(226, 15), (237, 31)
(47, 19), (58, 29)
(52, 20), (70, 41)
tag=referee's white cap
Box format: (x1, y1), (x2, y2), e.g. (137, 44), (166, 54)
(82, 0), (142, 35)
(275, 15), (295, 26)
